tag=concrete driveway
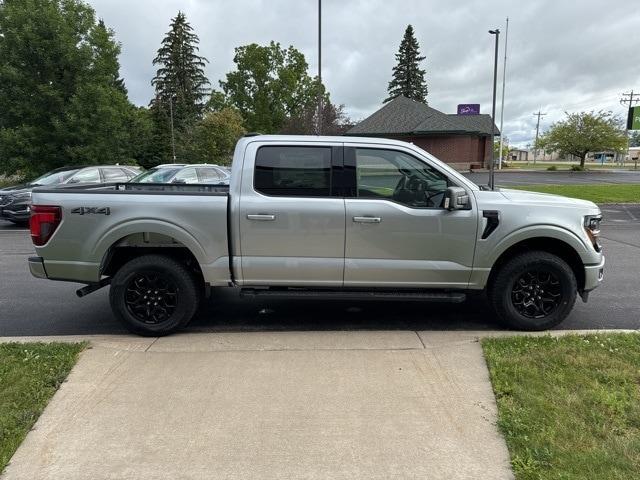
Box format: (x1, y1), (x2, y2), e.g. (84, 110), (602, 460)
(1, 332), (513, 480)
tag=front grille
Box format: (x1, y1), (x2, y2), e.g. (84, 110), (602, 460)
(0, 194), (11, 207)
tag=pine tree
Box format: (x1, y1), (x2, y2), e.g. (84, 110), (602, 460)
(384, 25), (428, 103)
(150, 11), (209, 162)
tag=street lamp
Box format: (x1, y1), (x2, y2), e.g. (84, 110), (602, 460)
(488, 28), (500, 190)
(317, 0), (322, 135)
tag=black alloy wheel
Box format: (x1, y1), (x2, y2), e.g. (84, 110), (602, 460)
(124, 271), (179, 324)
(489, 251), (577, 331)
(511, 269), (562, 319)
(110, 254), (201, 336)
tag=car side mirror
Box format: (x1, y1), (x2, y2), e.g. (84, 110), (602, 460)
(444, 186), (470, 211)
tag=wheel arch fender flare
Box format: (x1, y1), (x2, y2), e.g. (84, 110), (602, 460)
(93, 219), (208, 273)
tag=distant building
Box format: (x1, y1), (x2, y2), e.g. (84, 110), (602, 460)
(345, 96), (498, 170)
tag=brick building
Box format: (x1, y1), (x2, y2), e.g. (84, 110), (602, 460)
(345, 96), (498, 170)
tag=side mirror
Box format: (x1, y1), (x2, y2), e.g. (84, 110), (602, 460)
(444, 186), (470, 211)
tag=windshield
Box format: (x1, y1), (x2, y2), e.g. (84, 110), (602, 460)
(30, 169), (81, 186)
(130, 167), (182, 183)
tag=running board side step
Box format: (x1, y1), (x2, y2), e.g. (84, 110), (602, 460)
(240, 288), (466, 303)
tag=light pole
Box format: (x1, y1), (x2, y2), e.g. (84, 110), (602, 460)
(498, 17), (509, 170)
(488, 28), (500, 190)
(317, 0), (322, 135)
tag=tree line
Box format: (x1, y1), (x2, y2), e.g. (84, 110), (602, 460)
(0, 1), (358, 177)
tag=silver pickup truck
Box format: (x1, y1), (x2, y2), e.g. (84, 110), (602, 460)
(28, 135), (604, 335)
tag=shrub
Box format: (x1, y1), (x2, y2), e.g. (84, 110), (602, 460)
(547, 165), (558, 171)
(570, 165), (586, 171)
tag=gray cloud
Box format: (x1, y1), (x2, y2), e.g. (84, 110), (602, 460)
(89, 0), (640, 147)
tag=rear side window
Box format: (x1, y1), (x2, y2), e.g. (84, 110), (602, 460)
(102, 168), (129, 182)
(254, 146), (332, 197)
(197, 167), (223, 183)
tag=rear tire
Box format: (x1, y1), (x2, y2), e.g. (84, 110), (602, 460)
(109, 254), (201, 336)
(489, 251), (577, 331)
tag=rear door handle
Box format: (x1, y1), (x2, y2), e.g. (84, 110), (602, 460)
(353, 216), (381, 224)
(247, 214), (276, 221)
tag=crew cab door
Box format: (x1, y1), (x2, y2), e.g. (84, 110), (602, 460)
(343, 145), (477, 288)
(238, 142), (345, 286)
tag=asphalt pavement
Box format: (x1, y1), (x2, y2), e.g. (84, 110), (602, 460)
(1, 202), (638, 336)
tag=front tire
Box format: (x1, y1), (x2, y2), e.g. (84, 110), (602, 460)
(109, 254), (201, 336)
(489, 251), (577, 331)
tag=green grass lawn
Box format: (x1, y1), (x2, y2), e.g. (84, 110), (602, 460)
(504, 162), (638, 171)
(483, 334), (640, 480)
(0, 342), (85, 473)
(510, 184), (640, 203)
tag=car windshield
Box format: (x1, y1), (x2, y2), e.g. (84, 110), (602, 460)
(130, 167), (182, 183)
(30, 169), (81, 186)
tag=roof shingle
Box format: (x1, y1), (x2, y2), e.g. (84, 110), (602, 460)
(346, 96), (498, 136)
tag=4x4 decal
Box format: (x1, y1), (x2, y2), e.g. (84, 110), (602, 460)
(70, 207), (111, 215)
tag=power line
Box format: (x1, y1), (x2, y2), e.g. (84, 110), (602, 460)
(533, 110), (547, 165)
(620, 90), (640, 108)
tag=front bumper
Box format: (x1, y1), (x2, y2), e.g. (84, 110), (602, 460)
(0, 203), (30, 222)
(584, 256), (605, 292)
(28, 256), (48, 279)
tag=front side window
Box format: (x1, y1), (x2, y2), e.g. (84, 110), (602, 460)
(254, 146), (331, 197)
(66, 168), (101, 184)
(354, 148), (450, 208)
(172, 167), (199, 184)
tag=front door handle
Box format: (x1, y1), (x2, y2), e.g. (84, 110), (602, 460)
(353, 216), (381, 224)
(247, 214), (276, 221)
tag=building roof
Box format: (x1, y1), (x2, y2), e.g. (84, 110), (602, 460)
(346, 95), (498, 137)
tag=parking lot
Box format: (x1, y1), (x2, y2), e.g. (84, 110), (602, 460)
(464, 169), (640, 186)
(1, 202), (638, 336)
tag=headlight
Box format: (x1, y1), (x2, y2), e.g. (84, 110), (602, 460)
(584, 214), (602, 252)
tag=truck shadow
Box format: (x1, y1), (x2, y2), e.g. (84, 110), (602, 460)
(188, 289), (501, 332)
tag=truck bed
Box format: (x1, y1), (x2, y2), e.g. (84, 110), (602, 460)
(30, 183), (231, 286)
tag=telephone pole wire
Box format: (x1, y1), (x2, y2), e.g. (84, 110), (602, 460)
(533, 110), (546, 165)
(620, 90), (639, 107)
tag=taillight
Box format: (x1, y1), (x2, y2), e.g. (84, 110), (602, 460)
(30, 206), (62, 246)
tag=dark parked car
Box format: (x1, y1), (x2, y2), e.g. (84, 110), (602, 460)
(0, 165), (140, 225)
(129, 164), (230, 185)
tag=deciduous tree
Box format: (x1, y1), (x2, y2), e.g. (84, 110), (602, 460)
(190, 108), (246, 165)
(538, 111), (627, 168)
(218, 42), (320, 133)
(0, 0), (139, 177)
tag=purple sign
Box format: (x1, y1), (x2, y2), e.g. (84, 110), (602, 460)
(457, 104), (480, 115)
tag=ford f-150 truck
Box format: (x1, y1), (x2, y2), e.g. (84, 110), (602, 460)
(28, 135), (604, 335)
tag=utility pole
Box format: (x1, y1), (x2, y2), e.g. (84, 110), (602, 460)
(498, 17), (509, 170)
(532, 110), (546, 165)
(168, 96), (176, 161)
(317, 0), (322, 135)
(488, 28), (500, 190)
(621, 90), (639, 165)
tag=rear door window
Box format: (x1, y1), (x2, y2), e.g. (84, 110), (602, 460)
(254, 146), (332, 197)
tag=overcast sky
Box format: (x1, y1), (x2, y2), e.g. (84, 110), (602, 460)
(88, 0), (640, 147)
